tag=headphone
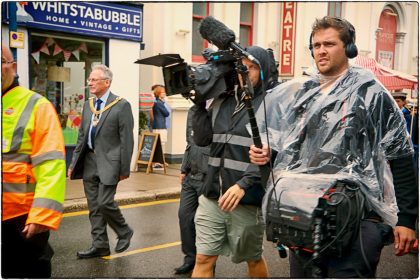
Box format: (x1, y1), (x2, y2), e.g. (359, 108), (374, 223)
(309, 17), (358, 59)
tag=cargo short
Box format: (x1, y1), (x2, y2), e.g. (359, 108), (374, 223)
(194, 195), (265, 263)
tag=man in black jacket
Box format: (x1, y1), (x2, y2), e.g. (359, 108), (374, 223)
(191, 46), (277, 278)
(175, 106), (210, 274)
(250, 16), (417, 278)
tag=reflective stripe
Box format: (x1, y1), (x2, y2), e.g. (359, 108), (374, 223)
(32, 197), (63, 213)
(31, 151), (65, 167)
(213, 134), (226, 143)
(9, 93), (42, 152)
(3, 183), (36, 193)
(224, 158), (258, 172)
(208, 156), (221, 167)
(2, 153), (31, 163)
(213, 134), (252, 147)
(208, 157), (258, 172)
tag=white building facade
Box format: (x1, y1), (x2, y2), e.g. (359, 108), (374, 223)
(3, 2), (418, 167)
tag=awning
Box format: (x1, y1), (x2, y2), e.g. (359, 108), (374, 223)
(354, 55), (418, 90)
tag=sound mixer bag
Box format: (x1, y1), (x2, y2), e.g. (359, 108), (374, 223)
(264, 172), (366, 257)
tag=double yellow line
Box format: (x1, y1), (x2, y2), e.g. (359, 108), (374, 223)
(63, 198), (180, 217)
(63, 199), (181, 259)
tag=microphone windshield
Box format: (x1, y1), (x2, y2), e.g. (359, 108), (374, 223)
(199, 16), (235, 50)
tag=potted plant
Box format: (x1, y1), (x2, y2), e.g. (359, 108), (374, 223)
(139, 111), (149, 134)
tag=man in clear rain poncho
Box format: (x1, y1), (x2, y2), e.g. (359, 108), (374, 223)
(249, 16), (417, 278)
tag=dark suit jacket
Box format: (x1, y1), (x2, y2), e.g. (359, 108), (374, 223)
(69, 92), (134, 185)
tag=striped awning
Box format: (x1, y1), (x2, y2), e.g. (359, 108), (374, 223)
(354, 55), (418, 90)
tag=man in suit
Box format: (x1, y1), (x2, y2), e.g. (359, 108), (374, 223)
(68, 64), (134, 258)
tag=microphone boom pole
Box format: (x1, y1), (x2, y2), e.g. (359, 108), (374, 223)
(237, 63), (270, 188)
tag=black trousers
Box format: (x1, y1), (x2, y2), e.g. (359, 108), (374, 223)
(289, 220), (393, 278)
(2, 214), (54, 278)
(178, 175), (203, 265)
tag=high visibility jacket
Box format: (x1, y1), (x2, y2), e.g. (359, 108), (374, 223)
(2, 86), (66, 230)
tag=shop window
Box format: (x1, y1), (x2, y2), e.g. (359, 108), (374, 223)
(328, 2), (342, 17)
(192, 2), (210, 63)
(30, 33), (105, 145)
(239, 2), (254, 48)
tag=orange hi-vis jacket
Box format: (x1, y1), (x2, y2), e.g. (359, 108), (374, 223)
(2, 86), (66, 230)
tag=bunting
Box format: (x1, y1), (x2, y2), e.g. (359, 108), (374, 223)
(79, 42), (88, 53)
(72, 49), (80, 61)
(63, 51), (72, 61)
(31, 37), (89, 64)
(31, 51), (40, 64)
(53, 44), (62, 56)
(40, 43), (50, 55)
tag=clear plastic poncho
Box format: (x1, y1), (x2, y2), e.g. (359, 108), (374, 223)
(256, 66), (414, 226)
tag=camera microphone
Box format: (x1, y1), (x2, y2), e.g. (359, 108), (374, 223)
(199, 16), (261, 68)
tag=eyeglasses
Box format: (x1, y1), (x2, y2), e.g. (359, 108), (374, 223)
(86, 78), (108, 83)
(1, 60), (15, 65)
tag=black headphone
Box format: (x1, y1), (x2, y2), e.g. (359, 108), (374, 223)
(309, 17), (358, 59)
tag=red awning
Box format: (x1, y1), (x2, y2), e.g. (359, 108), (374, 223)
(354, 55), (418, 90)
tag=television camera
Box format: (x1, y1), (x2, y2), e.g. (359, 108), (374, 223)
(134, 16), (275, 103)
(134, 49), (239, 103)
(135, 16), (272, 185)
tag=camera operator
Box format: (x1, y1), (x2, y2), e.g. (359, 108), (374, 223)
(249, 16), (417, 278)
(190, 46), (277, 278)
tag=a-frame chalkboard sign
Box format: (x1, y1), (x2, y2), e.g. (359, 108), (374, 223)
(137, 132), (166, 174)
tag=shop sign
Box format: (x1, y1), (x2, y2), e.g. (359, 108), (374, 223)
(279, 2), (297, 76)
(3, 2), (143, 42)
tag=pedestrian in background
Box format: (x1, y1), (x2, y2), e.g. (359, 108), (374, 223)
(68, 64), (134, 258)
(2, 43), (66, 278)
(392, 90), (412, 133)
(151, 84), (169, 168)
(250, 16), (417, 278)
(175, 106), (210, 275)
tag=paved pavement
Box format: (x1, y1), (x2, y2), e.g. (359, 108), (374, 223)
(64, 164), (182, 212)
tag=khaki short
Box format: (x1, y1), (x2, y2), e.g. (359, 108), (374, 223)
(194, 195), (265, 263)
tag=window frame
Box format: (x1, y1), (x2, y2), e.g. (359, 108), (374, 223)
(192, 3), (210, 63)
(327, 2), (342, 17)
(239, 2), (254, 48)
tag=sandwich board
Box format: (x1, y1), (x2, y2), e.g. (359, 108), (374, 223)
(136, 132), (166, 174)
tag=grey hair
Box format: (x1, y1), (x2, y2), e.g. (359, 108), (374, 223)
(92, 64), (113, 82)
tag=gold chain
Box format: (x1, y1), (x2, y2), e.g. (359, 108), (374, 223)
(89, 97), (122, 115)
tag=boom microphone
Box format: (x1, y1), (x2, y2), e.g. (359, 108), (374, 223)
(199, 16), (235, 50)
(199, 16), (261, 68)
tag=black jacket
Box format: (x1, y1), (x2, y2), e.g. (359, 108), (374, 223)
(181, 107), (210, 181)
(193, 46), (275, 206)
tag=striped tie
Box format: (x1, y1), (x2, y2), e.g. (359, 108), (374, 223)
(91, 99), (102, 149)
